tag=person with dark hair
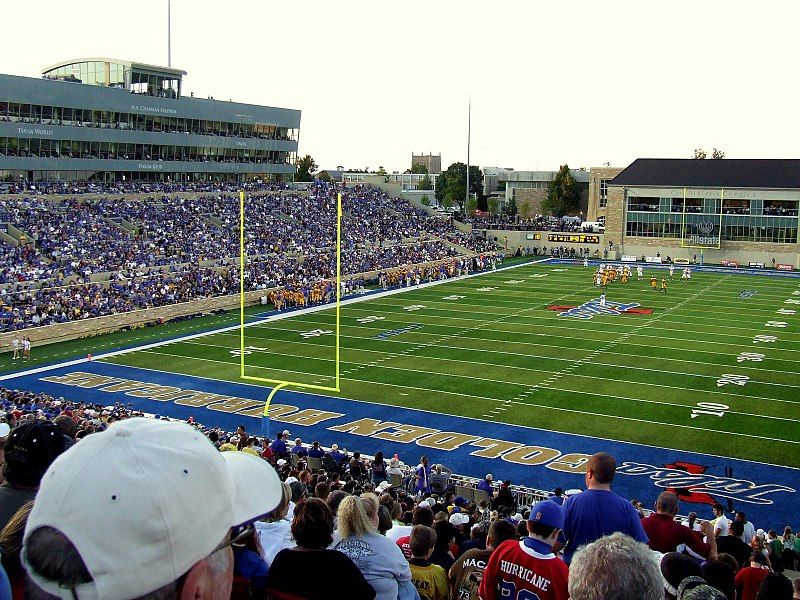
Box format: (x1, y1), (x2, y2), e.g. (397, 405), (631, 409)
(314, 480), (331, 501)
(702, 558), (737, 600)
(415, 456), (432, 495)
(395, 505), (435, 558)
(0, 500), (32, 597)
(735, 551), (771, 600)
(480, 500), (568, 600)
(641, 491), (716, 557)
(0, 421), (66, 530)
(491, 480), (516, 516)
(711, 503), (730, 538)
(548, 487), (564, 505)
(459, 521), (490, 555)
(449, 519), (516, 600)
(371, 451), (388, 486)
(266, 498), (376, 599)
(430, 521), (457, 572)
(554, 452), (648, 564)
(717, 520), (753, 570)
(326, 489), (348, 525)
(408, 525), (449, 600)
(755, 572), (793, 600)
(377, 505), (393, 536)
(22, 418), (282, 600)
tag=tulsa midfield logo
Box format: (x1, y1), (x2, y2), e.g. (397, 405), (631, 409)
(547, 298), (653, 319)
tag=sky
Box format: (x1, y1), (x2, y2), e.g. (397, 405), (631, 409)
(2, 0), (798, 173)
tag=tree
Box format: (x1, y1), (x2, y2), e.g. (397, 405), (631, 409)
(435, 162), (484, 212)
(488, 197), (499, 215)
(467, 197), (478, 214)
(543, 164), (581, 217)
(519, 200), (532, 219)
(411, 163), (429, 174)
(692, 148), (707, 160)
(295, 155), (318, 182)
(711, 148), (725, 159)
(418, 174), (433, 190)
(376, 165), (387, 176)
(420, 194), (430, 206)
(477, 195), (488, 212)
(505, 197), (518, 218)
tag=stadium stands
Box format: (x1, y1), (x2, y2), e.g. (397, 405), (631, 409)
(0, 182), (498, 331)
(2, 387), (797, 598)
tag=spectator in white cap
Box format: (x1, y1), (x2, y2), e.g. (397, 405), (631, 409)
(23, 418), (282, 600)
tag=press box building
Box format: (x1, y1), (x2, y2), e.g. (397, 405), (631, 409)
(0, 58), (300, 182)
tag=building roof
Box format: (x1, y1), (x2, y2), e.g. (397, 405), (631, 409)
(42, 58), (187, 77)
(610, 158), (800, 190)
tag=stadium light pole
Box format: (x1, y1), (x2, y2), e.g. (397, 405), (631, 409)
(465, 97), (471, 212)
(167, 0), (172, 68)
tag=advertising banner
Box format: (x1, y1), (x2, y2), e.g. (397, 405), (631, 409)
(776, 264), (794, 271)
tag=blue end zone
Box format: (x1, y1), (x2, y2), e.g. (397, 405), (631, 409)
(4, 359), (797, 531)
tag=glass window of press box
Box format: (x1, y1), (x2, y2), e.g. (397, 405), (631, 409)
(624, 195), (799, 243)
(42, 61), (126, 88)
(0, 102), (297, 141)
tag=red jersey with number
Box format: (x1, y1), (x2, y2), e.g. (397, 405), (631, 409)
(478, 539), (569, 600)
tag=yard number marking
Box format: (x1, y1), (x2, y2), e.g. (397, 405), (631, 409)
(300, 329), (333, 338)
(357, 316), (385, 323)
(736, 352), (765, 363)
(403, 305), (426, 312)
(691, 402), (730, 419)
(716, 374), (750, 387)
(753, 335), (778, 344)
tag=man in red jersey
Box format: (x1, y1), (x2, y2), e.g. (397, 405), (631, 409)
(478, 500), (568, 600)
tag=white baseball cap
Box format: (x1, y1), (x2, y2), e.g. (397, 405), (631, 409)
(23, 418), (282, 600)
(449, 513), (469, 526)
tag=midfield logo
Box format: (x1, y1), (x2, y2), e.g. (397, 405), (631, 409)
(547, 298), (653, 319)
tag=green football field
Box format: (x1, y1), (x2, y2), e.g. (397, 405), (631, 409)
(102, 261), (800, 467)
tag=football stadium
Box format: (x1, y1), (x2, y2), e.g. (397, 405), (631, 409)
(1, 18), (800, 600)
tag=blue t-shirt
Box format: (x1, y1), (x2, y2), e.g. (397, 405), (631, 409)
(560, 489), (648, 564)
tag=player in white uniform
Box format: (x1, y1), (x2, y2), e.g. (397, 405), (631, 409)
(686, 268), (692, 280)
(599, 292), (607, 307)
(669, 265), (675, 278)
(12, 336), (20, 360)
(22, 337), (31, 360)
(595, 272), (603, 287)
(637, 265), (644, 281)
(583, 256), (589, 267)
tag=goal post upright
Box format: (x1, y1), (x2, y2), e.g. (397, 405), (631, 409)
(238, 189), (343, 435)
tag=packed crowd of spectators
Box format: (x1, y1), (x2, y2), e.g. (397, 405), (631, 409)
(0, 386), (796, 599)
(0, 182), (500, 331)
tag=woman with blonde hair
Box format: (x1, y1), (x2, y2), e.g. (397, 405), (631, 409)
(334, 493), (418, 600)
(254, 481), (294, 567)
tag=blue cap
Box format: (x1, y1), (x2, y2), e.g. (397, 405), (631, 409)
(528, 500), (564, 529)
(454, 496), (468, 507)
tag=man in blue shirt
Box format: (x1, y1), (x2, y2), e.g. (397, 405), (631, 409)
(476, 473), (494, 495)
(553, 452), (648, 564)
(290, 438), (307, 457)
(269, 430), (290, 458)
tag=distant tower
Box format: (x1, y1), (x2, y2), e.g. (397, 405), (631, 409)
(411, 152), (442, 174)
